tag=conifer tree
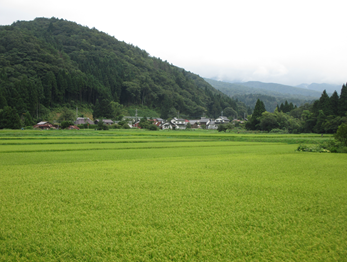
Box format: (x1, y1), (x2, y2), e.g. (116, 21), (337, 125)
(314, 110), (326, 133)
(246, 99), (266, 130)
(0, 106), (21, 129)
(0, 95), (7, 109)
(284, 100), (289, 112)
(319, 90), (331, 116)
(279, 102), (284, 112)
(329, 90), (339, 116)
(338, 83), (347, 117)
(93, 99), (101, 120)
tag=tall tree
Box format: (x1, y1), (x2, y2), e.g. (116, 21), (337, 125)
(246, 99), (266, 130)
(314, 110), (326, 133)
(0, 106), (21, 129)
(329, 90), (339, 116)
(338, 83), (347, 117)
(319, 90), (331, 116)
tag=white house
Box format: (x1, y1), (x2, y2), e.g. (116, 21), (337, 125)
(215, 116), (230, 124)
(170, 118), (187, 130)
(162, 122), (172, 130)
(207, 120), (218, 129)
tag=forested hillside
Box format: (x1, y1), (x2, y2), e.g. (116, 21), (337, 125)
(0, 17), (248, 126)
(205, 78), (319, 112)
(237, 81), (322, 97)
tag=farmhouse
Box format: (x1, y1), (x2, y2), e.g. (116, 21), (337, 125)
(67, 125), (80, 130)
(94, 119), (114, 125)
(207, 120), (218, 129)
(162, 122), (172, 130)
(151, 119), (163, 128)
(199, 117), (210, 127)
(188, 120), (200, 128)
(33, 121), (56, 129)
(74, 117), (94, 125)
(215, 116), (230, 124)
(170, 117), (187, 129)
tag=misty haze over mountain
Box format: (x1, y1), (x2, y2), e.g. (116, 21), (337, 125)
(209, 77), (343, 95)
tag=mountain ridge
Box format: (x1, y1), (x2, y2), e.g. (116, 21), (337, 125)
(295, 83), (342, 94)
(204, 78), (319, 112)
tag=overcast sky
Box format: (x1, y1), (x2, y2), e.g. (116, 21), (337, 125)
(0, 0), (347, 86)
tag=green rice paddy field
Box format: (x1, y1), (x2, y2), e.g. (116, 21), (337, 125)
(0, 130), (347, 261)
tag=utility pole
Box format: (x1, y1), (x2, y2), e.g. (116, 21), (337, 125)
(76, 106), (78, 119)
(177, 111), (179, 119)
(135, 108), (138, 122)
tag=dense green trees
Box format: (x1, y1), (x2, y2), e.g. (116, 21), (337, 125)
(277, 100), (296, 113)
(334, 123), (347, 145)
(245, 99), (266, 130)
(245, 84), (347, 134)
(0, 106), (21, 129)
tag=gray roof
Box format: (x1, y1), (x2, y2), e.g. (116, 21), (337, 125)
(189, 120), (199, 124)
(219, 116), (230, 121)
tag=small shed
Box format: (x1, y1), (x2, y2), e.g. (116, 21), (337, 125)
(68, 125), (80, 130)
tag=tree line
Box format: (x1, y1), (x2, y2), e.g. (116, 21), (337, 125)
(245, 84), (347, 134)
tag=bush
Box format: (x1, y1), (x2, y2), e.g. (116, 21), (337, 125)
(148, 124), (159, 131)
(109, 124), (119, 129)
(296, 140), (347, 153)
(334, 123), (347, 145)
(97, 121), (109, 130)
(122, 123), (130, 129)
(61, 121), (74, 129)
(269, 128), (288, 134)
(217, 124), (227, 132)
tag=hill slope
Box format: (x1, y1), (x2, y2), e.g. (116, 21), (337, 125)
(0, 17), (247, 121)
(236, 81), (322, 97)
(205, 78), (320, 112)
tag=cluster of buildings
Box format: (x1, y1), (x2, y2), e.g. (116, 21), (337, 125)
(33, 121), (80, 130)
(33, 116), (244, 130)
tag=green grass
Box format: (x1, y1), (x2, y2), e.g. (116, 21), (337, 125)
(0, 130), (346, 261)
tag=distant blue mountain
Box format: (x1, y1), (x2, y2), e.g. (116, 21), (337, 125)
(295, 83), (342, 94)
(204, 79), (319, 112)
(235, 81), (322, 97)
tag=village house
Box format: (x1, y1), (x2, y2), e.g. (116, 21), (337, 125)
(199, 117), (210, 127)
(132, 120), (141, 128)
(33, 121), (56, 130)
(170, 117), (187, 130)
(188, 120), (200, 128)
(67, 125), (80, 130)
(123, 116), (140, 123)
(162, 122), (172, 130)
(151, 119), (163, 128)
(215, 116), (230, 124)
(74, 117), (94, 125)
(207, 120), (218, 129)
(94, 119), (114, 125)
